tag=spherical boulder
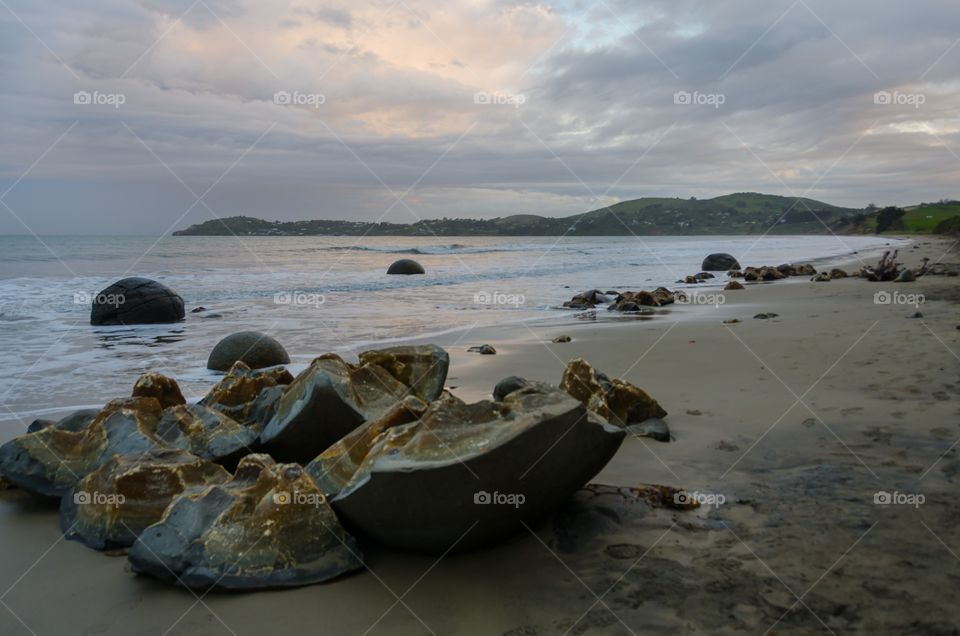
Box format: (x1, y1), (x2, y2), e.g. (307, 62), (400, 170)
(89, 277), (184, 325)
(207, 331), (290, 371)
(386, 259), (425, 275)
(701, 253), (741, 271)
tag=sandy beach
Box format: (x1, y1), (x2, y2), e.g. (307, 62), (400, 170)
(2, 237), (958, 635)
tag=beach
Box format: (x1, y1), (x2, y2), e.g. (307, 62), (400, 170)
(1, 237), (958, 635)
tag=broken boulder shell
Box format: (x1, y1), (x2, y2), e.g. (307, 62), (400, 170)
(356, 345), (449, 402)
(0, 397), (164, 497)
(325, 389), (625, 554)
(128, 454), (363, 590)
(155, 403), (260, 467)
(132, 372), (186, 409)
(61, 449), (230, 550)
(261, 349), (443, 464)
(560, 358), (667, 425)
(199, 361), (293, 427)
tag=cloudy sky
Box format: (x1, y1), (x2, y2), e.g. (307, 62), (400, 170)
(1, 0), (958, 234)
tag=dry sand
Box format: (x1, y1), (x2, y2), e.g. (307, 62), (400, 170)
(1, 238), (958, 635)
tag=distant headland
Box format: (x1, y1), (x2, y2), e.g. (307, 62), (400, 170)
(172, 193), (960, 237)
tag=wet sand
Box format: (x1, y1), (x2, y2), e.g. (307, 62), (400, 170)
(1, 237), (958, 635)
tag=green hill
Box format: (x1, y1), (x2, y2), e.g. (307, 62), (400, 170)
(173, 193), (865, 236)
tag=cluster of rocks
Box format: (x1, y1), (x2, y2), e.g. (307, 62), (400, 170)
(728, 263), (818, 282)
(0, 344), (666, 590)
(564, 287), (677, 312)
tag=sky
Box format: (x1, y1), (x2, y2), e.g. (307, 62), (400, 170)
(1, 0), (959, 234)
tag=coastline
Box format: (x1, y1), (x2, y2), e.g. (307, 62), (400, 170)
(2, 236), (959, 634)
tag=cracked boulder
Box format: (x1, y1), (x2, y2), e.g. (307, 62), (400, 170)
(306, 395), (429, 498)
(155, 404), (260, 468)
(327, 389), (625, 554)
(60, 449), (230, 550)
(128, 454), (363, 590)
(560, 358), (667, 425)
(89, 277), (185, 325)
(199, 361), (293, 428)
(357, 345), (449, 402)
(259, 354), (412, 463)
(0, 397), (165, 497)
(132, 372), (187, 409)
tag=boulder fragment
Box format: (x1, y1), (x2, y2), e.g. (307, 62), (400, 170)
(129, 455), (363, 590)
(560, 358), (666, 425)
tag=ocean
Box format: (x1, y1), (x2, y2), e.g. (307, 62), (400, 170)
(0, 233), (903, 432)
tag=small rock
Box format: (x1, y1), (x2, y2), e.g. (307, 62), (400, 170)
(812, 272), (831, 282)
(724, 281), (744, 291)
(468, 344), (497, 355)
(723, 318), (741, 324)
(191, 307), (207, 313)
(552, 335), (572, 343)
(627, 418), (670, 442)
(909, 311), (924, 319)
(493, 376), (529, 401)
(686, 409), (702, 416)
(753, 312), (779, 319)
(895, 269), (916, 283)
(386, 259), (425, 275)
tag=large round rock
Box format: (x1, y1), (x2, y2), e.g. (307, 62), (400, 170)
(90, 277), (184, 325)
(701, 253), (741, 271)
(207, 331), (290, 371)
(386, 259), (425, 275)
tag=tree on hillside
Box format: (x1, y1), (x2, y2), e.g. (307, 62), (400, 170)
(875, 206), (905, 233)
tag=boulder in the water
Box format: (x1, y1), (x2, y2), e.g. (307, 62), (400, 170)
(701, 253), (740, 271)
(386, 259), (425, 275)
(206, 331), (290, 372)
(90, 277), (184, 326)
(61, 449), (230, 550)
(128, 454), (363, 590)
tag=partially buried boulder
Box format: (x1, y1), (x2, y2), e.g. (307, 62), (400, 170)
(493, 376), (530, 401)
(701, 253), (741, 271)
(206, 331), (290, 372)
(90, 277), (184, 326)
(128, 454), (363, 590)
(321, 389), (625, 553)
(60, 449), (230, 550)
(386, 259), (425, 275)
